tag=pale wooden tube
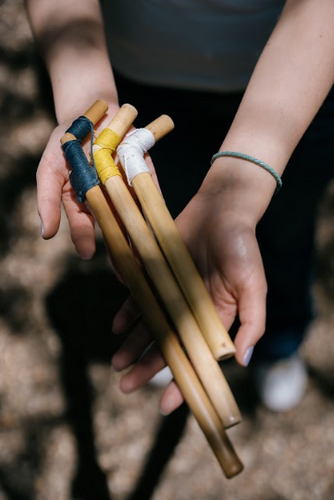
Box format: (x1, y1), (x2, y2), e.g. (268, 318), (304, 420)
(144, 114), (174, 141)
(90, 102), (137, 138)
(93, 107), (241, 427)
(61, 99), (108, 144)
(127, 117), (236, 361)
(85, 99), (109, 124)
(86, 185), (243, 478)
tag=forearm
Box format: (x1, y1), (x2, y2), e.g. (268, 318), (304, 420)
(25, 0), (118, 123)
(201, 0), (334, 223)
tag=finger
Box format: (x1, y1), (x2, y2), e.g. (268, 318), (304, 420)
(112, 295), (142, 334)
(118, 343), (166, 393)
(159, 380), (184, 415)
(111, 320), (154, 371)
(36, 157), (64, 240)
(233, 285), (267, 367)
(160, 381), (184, 415)
(62, 187), (96, 260)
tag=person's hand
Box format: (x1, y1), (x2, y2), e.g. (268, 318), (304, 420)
(37, 102), (119, 259)
(175, 191), (267, 364)
(111, 163), (270, 414)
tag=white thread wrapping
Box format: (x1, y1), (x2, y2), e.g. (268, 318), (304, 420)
(117, 128), (156, 185)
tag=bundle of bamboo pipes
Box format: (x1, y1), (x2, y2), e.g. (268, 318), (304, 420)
(60, 100), (244, 479)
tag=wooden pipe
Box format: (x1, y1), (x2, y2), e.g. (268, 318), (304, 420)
(125, 116), (237, 362)
(61, 99), (108, 143)
(60, 101), (243, 478)
(93, 106), (241, 428)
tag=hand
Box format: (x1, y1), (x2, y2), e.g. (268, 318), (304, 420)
(176, 191), (267, 364)
(36, 102), (119, 259)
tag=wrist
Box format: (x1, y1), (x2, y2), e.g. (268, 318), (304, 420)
(51, 67), (119, 125)
(211, 152), (282, 194)
(43, 28), (118, 123)
(199, 155), (279, 226)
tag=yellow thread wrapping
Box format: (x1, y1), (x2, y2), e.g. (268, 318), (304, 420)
(95, 128), (120, 152)
(94, 149), (121, 184)
(93, 128), (122, 184)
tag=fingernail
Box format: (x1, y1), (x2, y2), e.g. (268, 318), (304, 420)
(160, 404), (172, 416)
(79, 248), (94, 261)
(110, 362), (117, 372)
(159, 409), (170, 417)
(243, 346), (254, 366)
(110, 355), (121, 371)
(40, 222), (44, 237)
(159, 392), (175, 416)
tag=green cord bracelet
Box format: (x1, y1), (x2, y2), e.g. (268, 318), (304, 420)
(210, 151), (282, 194)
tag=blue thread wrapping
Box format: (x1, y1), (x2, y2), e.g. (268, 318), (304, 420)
(62, 116), (99, 203)
(66, 116), (92, 141)
(210, 151), (282, 194)
(62, 140), (99, 203)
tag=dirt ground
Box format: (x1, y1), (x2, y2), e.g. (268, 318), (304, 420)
(1, 2), (334, 499)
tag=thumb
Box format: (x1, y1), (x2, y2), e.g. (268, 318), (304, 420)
(233, 284), (267, 367)
(36, 160), (63, 240)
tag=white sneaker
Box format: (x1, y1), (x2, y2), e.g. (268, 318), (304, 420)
(253, 354), (308, 412)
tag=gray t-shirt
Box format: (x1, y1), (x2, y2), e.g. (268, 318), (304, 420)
(101, 0), (284, 92)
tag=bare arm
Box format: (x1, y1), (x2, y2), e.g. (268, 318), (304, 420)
(25, 0), (118, 121)
(204, 0), (334, 220)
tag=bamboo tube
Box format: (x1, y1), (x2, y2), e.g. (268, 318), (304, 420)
(60, 103), (244, 477)
(61, 99), (108, 144)
(93, 107), (241, 428)
(126, 116), (236, 361)
(84, 99), (109, 123)
(103, 102), (138, 136)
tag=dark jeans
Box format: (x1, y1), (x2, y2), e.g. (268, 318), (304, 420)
(115, 72), (334, 362)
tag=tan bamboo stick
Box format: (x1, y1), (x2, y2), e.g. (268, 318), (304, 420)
(93, 107), (241, 428)
(61, 99), (109, 143)
(125, 116), (236, 361)
(60, 101), (244, 478)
